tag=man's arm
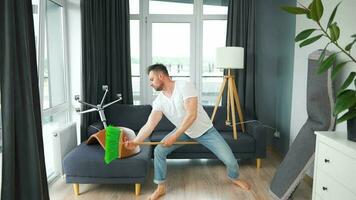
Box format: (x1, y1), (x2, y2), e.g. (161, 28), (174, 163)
(163, 97), (198, 146)
(125, 110), (162, 150)
(134, 110), (163, 142)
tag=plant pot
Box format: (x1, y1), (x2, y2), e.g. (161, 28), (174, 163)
(347, 117), (356, 142)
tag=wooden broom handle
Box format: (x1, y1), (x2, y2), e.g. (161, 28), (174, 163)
(135, 141), (198, 145)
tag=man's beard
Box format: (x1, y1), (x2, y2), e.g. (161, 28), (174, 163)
(153, 83), (163, 91)
(154, 85), (163, 91)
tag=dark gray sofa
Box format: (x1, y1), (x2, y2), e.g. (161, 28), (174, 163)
(63, 104), (267, 196)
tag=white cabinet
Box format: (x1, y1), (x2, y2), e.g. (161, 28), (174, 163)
(313, 131), (356, 200)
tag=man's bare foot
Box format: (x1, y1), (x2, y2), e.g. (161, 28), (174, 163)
(232, 179), (251, 190)
(148, 185), (166, 200)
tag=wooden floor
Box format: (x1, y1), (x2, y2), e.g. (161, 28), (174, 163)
(49, 150), (312, 200)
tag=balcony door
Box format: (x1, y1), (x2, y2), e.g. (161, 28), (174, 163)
(145, 18), (195, 102)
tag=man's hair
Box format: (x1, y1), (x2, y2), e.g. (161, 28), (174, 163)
(147, 63), (169, 76)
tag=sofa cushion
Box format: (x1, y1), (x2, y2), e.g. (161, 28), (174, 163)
(105, 104), (152, 132)
(204, 106), (242, 132)
(63, 142), (151, 179)
(155, 115), (175, 131)
(150, 131), (255, 153)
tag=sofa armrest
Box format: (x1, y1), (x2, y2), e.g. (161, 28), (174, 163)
(245, 122), (267, 158)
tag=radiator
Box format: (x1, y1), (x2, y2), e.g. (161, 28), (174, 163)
(52, 122), (77, 175)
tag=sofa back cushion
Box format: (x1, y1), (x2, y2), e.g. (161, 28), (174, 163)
(203, 106), (235, 132)
(152, 106), (237, 132)
(155, 115), (175, 131)
(91, 104), (238, 135)
(105, 104), (152, 132)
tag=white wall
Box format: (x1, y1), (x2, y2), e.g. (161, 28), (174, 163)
(290, 0), (356, 144)
(65, 0), (82, 143)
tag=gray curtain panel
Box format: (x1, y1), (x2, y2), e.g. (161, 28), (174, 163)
(81, 0), (133, 141)
(226, 0), (256, 119)
(0, 0), (49, 199)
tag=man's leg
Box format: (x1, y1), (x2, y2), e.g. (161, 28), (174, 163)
(150, 130), (191, 200)
(195, 127), (250, 190)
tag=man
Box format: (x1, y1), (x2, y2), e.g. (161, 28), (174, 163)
(125, 64), (250, 200)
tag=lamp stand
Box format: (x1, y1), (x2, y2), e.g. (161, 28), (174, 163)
(211, 69), (245, 140)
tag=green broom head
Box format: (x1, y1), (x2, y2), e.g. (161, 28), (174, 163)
(104, 125), (122, 164)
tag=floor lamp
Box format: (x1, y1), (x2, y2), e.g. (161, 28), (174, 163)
(211, 47), (245, 140)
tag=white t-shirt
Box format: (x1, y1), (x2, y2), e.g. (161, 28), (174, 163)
(152, 80), (213, 138)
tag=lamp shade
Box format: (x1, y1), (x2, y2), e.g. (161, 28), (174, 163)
(215, 47), (244, 69)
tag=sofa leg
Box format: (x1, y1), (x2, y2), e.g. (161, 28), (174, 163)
(73, 183), (80, 195)
(256, 158), (262, 169)
(135, 183), (141, 196)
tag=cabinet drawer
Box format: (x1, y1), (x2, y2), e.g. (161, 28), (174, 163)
(315, 171), (356, 200)
(316, 142), (356, 192)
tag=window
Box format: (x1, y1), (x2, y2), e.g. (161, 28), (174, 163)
(130, 20), (140, 104)
(152, 23), (191, 81)
(32, 0), (70, 180)
(203, 0), (228, 15)
(129, 0), (228, 105)
(45, 0), (67, 109)
(149, 0), (193, 14)
(201, 20), (226, 105)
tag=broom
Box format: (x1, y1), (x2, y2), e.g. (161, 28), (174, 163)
(104, 125), (122, 164)
(104, 126), (198, 164)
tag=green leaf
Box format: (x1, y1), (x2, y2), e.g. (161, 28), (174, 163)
(329, 23), (340, 42)
(281, 6), (309, 14)
(310, 0), (324, 21)
(337, 89), (349, 98)
(306, 2), (313, 19)
(327, 2), (341, 27)
(331, 61), (348, 80)
(336, 109), (356, 124)
(345, 41), (356, 51)
(318, 53), (336, 74)
(299, 34), (323, 47)
(334, 90), (356, 115)
(295, 29), (317, 42)
(318, 49), (326, 64)
(318, 43), (331, 64)
(340, 72), (356, 91)
(352, 34), (356, 38)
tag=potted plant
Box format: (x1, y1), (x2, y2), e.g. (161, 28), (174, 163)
(281, 0), (356, 141)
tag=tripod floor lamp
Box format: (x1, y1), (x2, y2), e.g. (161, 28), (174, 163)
(211, 47), (245, 140)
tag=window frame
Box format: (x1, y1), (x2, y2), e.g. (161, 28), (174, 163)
(130, 0), (228, 105)
(34, 0), (71, 181)
(37, 0), (71, 117)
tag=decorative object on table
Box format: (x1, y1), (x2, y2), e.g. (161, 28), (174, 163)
(269, 50), (335, 200)
(211, 46), (245, 140)
(281, 0), (356, 141)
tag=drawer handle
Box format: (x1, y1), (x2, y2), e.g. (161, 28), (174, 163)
(322, 186), (328, 191)
(324, 159), (330, 163)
